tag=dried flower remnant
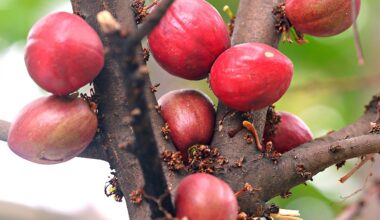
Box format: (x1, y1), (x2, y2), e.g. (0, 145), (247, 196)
(131, 0), (158, 24)
(235, 182), (261, 197)
(272, 3), (306, 44)
(105, 173), (124, 202)
(187, 145), (228, 174)
(143, 47), (150, 62)
(161, 122), (170, 140)
(130, 188), (143, 204)
(295, 164), (312, 180)
(161, 150), (185, 171)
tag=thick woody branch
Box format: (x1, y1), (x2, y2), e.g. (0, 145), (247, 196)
(218, 96), (379, 213)
(71, 0), (175, 219)
(212, 0), (379, 215)
(212, 0), (282, 212)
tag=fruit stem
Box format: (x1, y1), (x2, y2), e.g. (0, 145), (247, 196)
(351, 0), (364, 65)
(242, 120), (264, 152)
(339, 154), (375, 183)
(223, 5), (235, 20)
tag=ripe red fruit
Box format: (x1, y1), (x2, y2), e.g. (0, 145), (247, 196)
(7, 95), (98, 164)
(158, 89), (215, 160)
(25, 12), (104, 95)
(264, 111), (313, 153)
(285, 0), (361, 37)
(148, 0), (230, 80)
(210, 43), (293, 112)
(175, 173), (238, 220)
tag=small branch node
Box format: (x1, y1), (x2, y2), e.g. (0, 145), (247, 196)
(97, 10), (121, 33)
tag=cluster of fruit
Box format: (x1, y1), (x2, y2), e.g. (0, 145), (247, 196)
(8, 12), (104, 164)
(148, 0), (360, 218)
(5, 0), (360, 219)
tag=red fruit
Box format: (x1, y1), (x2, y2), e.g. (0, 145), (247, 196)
(175, 173), (238, 220)
(286, 0), (361, 37)
(25, 12), (104, 95)
(264, 112), (313, 153)
(148, 0), (230, 80)
(210, 43), (293, 112)
(7, 95), (98, 164)
(158, 89), (215, 160)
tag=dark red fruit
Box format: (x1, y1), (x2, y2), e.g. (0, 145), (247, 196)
(210, 43), (293, 112)
(264, 111), (313, 153)
(8, 95), (98, 164)
(158, 89), (215, 160)
(175, 173), (238, 220)
(286, 0), (361, 37)
(148, 0), (230, 80)
(25, 12), (104, 95)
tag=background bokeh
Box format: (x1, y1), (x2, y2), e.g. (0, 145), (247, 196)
(0, 0), (379, 219)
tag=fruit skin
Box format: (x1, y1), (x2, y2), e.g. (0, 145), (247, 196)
(175, 173), (238, 220)
(7, 95), (98, 164)
(286, 0), (361, 37)
(25, 12), (104, 95)
(264, 111), (313, 153)
(158, 89), (215, 160)
(148, 0), (230, 80)
(210, 43), (293, 112)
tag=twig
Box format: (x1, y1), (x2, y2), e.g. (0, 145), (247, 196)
(339, 154), (375, 183)
(336, 179), (380, 220)
(351, 0), (364, 65)
(242, 120), (264, 152)
(143, 190), (174, 220)
(124, 0), (175, 51)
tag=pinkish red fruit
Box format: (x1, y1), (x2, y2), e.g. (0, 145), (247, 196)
(25, 12), (104, 95)
(158, 89), (215, 160)
(7, 95), (98, 164)
(286, 0), (361, 37)
(148, 0), (230, 80)
(175, 173), (238, 220)
(210, 43), (293, 112)
(264, 111), (313, 153)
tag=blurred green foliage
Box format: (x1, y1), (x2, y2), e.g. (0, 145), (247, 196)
(2, 0), (380, 219)
(0, 0), (63, 49)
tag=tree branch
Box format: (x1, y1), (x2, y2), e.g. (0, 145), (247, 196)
(124, 0), (175, 51)
(71, 0), (175, 219)
(212, 0), (282, 212)
(211, 0), (380, 215)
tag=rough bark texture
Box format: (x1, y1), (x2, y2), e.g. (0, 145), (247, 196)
(70, 0), (175, 219)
